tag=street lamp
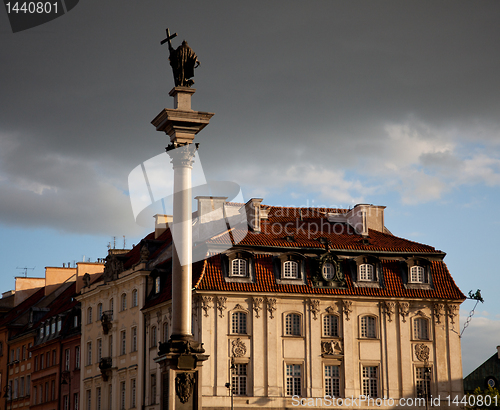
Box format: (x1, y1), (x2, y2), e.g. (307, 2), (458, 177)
(3, 384), (11, 410)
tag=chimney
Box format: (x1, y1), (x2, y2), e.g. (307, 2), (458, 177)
(347, 204), (386, 236)
(154, 214), (173, 239)
(245, 198), (263, 232)
(497, 346), (500, 359)
(195, 196), (227, 223)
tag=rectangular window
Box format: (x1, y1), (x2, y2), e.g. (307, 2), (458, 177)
(232, 363), (247, 396)
(120, 381), (126, 410)
(52, 349), (56, 366)
(74, 392), (79, 410)
(87, 342), (92, 366)
(132, 290), (138, 307)
(75, 346), (80, 369)
(323, 315), (339, 337)
(362, 366), (378, 398)
(96, 387), (101, 410)
(131, 379), (136, 408)
(285, 314), (301, 336)
(325, 365), (340, 397)
(97, 338), (102, 361)
(41, 353), (44, 369)
(33, 384), (37, 404)
(13, 378), (18, 399)
(65, 349), (70, 371)
(86, 390), (91, 410)
(22, 345), (26, 360)
(20, 376), (24, 397)
(26, 375), (30, 396)
(28, 342), (32, 358)
(16, 347), (20, 361)
(108, 384), (112, 409)
(163, 323), (168, 342)
(361, 316), (377, 338)
(109, 335), (113, 357)
(63, 395), (69, 410)
(120, 330), (126, 355)
(132, 327), (137, 352)
(416, 367), (431, 398)
(46, 352), (50, 367)
(150, 374), (156, 404)
(51, 380), (56, 400)
(286, 364), (302, 396)
(231, 312), (247, 334)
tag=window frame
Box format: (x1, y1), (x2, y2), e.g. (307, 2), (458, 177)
(361, 365), (379, 398)
(132, 289), (138, 307)
(231, 363), (248, 396)
(285, 363), (302, 397)
(120, 293), (127, 311)
(360, 315), (377, 339)
(284, 313), (302, 337)
(231, 311), (248, 335)
(323, 314), (340, 338)
(412, 317), (431, 341)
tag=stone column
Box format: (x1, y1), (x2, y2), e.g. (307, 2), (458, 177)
(152, 87), (213, 409)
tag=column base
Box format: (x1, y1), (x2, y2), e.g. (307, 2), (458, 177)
(155, 338), (209, 410)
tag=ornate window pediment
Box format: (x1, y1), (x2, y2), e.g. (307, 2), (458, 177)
(221, 250), (254, 283)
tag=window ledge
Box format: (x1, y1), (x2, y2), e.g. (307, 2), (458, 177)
(354, 281), (382, 289)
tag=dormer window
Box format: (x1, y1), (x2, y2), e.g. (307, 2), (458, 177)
(223, 250), (254, 283)
(406, 258), (432, 288)
(40, 327), (44, 338)
(410, 266), (427, 284)
(359, 264), (374, 281)
(231, 259), (248, 277)
(155, 276), (161, 294)
(283, 261), (299, 279)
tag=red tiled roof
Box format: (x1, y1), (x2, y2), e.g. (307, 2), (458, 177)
(195, 254), (464, 300)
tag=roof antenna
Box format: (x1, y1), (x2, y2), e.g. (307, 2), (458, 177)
(123, 235), (126, 249)
(113, 236), (116, 249)
(16, 267), (35, 277)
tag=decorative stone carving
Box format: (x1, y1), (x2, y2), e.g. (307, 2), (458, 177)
(434, 303), (444, 324)
(341, 300), (352, 321)
(103, 254), (124, 283)
(310, 299), (320, 320)
(446, 304), (458, 324)
(399, 302), (409, 322)
(415, 343), (430, 362)
(201, 296), (212, 317)
(216, 297), (227, 318)
(156, 311), (162, 324)
(231, 338), (247, 357)
(175, 372), (196, 404)
(168, 306), (172, 322)
(144, 313), (150, 328)
(321, 340), (343, 356)
(252, 297), (263, 318)
(267, 297), (277, 319)
(234, 304), (245, 311)
(140, 243), (150, 262)
(382, 301), (396, 322)
(83, 273), (90, 288)
(325, 305), (337, 314)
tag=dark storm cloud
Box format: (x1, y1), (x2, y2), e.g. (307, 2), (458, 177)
(1, 1), (499, 232)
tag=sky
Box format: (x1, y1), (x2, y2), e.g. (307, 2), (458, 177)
(1, 1), (500, 376)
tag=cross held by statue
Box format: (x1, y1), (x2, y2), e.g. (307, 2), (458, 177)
(161, 28), (177, 49)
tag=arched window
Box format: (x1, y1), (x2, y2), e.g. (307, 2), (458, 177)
(323, 263), (334, 280)
(283, 261), (299, 279)
(413, 318), (429, 340)
(360, 316), (377, 338)
(231, 311), (247, 334)
(151, 326), (157, 348)
(285, 313), (301, 336)
(359, 264), (374, 281)
(410, 266), (426, 283)
(109, 299), (114, 314)
(231, 259), (248, 277)
(120, 293), (127, 311)
(87, 307), (93, 324)
(323, 315), (339, 337)
(97, 303), (103, 320)
(132, 289), (138, 307)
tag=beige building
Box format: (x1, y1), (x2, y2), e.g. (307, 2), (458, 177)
(111, 198), (465, 409)
(77, 252), (149, 410)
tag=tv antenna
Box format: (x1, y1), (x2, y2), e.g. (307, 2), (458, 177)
(16, 267), (35, 277)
